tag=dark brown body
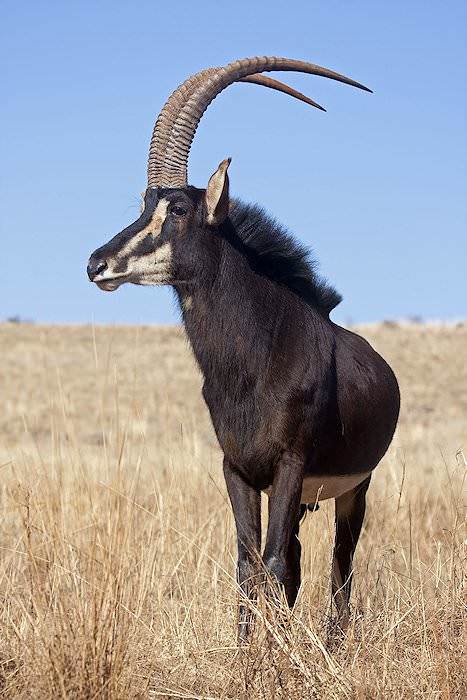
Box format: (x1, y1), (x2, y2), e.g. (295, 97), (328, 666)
(172, 194), (400, 637)
(196, 314), (398, 488)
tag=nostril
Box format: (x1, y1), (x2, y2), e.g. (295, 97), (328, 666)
(87, 257), (108, 281)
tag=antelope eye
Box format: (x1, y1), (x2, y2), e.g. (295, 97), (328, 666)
(172, 205), (187, 216)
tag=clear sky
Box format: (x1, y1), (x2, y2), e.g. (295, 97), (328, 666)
(2, 1), (466, 325)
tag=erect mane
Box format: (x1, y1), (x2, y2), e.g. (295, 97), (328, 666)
(226, 199), (342, 315)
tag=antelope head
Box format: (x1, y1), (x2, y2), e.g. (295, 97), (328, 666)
(87, 57), (370, 291)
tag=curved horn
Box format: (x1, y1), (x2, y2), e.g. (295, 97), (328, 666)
(160, 56), (372, 187)
(147, 68), (325, 187)
(240, 74), (326, 112)
(148, 68), (216, 188)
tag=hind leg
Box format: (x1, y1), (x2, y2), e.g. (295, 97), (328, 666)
(332, 475), (371, 629)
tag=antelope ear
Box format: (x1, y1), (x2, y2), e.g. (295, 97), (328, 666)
(204, 158), (231, 226)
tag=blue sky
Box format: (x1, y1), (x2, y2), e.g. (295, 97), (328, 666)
(2, 1), (466, 324)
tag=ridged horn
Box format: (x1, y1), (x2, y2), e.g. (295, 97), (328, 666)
(147, 67), (325, 187)
(159, 56), (371, 187)
(148, 68), (216, 188)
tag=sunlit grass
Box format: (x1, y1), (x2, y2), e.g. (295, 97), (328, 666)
(0, 322), (465, 698)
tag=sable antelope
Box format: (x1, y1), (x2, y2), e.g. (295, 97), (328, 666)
(87, 57), (400, 638)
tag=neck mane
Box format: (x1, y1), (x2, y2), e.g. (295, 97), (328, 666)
(224, 199), (342, 315)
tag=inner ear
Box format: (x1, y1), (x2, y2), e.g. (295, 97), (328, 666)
(205, 158), (231, 226)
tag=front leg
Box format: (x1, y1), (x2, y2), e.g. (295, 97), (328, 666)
(263, 450), (304, 604)
(223, 458), (261, 642)
(267, 500), (306, 607)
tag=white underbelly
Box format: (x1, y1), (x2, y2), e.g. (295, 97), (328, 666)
(263, 471), (372, 503)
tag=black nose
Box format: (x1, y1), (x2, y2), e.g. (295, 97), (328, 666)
(87, 256), (107, 281)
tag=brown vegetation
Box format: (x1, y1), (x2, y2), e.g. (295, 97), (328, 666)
(0, 322), (465, 698)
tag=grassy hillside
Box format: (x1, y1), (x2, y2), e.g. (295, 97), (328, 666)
(0, 322), (465, 698)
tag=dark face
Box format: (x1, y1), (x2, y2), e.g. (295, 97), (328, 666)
(87, 159), (231, 292)
(87, 186), (204, 291)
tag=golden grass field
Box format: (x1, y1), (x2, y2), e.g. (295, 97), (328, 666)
(0, 321), (465, 698)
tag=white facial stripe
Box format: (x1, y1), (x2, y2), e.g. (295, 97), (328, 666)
(151, 199), (170, 236)
(119, 198), (169, 258)
(127, 241), (173, 285)
(153, 241), (172, 266)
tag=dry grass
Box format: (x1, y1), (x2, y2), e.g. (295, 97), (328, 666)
(0, 321), (465, 699)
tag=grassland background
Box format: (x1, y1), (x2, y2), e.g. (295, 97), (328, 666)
(0, 322), (465, 698)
